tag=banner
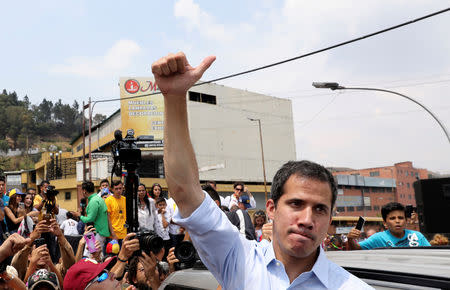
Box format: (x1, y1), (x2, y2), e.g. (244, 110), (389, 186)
(119, 77), (164, 146)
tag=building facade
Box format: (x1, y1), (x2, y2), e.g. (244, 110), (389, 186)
(30, 80), (296, 211)
(332, 161), (429, 207)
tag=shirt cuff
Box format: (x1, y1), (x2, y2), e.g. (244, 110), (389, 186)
(173, 191), (220, 236)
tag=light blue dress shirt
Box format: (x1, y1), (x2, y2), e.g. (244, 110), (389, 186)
(174, 193), (373, 290)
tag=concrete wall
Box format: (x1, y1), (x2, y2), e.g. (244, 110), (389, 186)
(188, 83), (296, 182)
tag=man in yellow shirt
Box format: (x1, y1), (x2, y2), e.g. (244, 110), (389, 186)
(105, 180), (127, 244)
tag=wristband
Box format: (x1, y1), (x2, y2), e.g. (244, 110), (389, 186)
(117, 256), (128, 263)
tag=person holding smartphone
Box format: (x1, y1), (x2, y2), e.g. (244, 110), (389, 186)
(4, 190), (34, 234)
(348, 202), (430, 250)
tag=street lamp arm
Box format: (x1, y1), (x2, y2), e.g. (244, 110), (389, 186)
(337, 86), (450, 144)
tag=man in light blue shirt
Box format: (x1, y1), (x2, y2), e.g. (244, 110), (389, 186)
(348, 202), (430, 249)
(152, 52), (372, 289)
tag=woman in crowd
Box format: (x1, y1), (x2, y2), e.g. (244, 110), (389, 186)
(149, 183), (163, 200)
(253, 210), (267, 242)
(17, 192), (39, 237)
(4, 192), (34, 234)
(138, 183), (163, 232)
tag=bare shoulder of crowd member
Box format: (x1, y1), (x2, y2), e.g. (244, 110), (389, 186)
(151, 52), (372, 289)
(347, 202), (430, 250)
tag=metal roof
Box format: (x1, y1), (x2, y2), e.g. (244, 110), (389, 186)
(336, 175), (396, 188)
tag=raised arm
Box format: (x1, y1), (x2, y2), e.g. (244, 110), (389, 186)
(152, 52), (215, 218)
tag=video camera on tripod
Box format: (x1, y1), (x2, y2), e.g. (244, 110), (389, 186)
(111, 129), (163, 254)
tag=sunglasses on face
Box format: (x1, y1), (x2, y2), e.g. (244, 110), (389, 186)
(85, 270), (109, 289)
(235, 188), (243, 191)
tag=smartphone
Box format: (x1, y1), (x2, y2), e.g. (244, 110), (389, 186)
(18, 202), (25, 209)
(355, 216), (365, 231)
(84, 232), (97, 253)
(34, 238), (46, 248)
(405, 205), (413, 218)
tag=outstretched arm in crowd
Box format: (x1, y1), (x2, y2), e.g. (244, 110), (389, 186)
(24, 245), (63, 288)
(11, 221), (48, 280)
(110, 233), (140, 278)
(50, 219), (76, 271)
(347, 228), (363, 250)
(151, 52), (215, 217)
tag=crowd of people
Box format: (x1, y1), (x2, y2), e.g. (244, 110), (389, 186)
(0, 52), (447, 289)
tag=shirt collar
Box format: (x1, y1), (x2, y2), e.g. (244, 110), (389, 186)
(264, 243), (329, 288)
(88, 193), (97, 201)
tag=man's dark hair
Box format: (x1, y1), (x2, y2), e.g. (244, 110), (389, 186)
(0, 176), (5, 183)
(112, 180), (123, 187)
(66, 211), (73, 219)
(270, 160), (337, 212)
(233, 182), (244, 189)
(155, 196), (166, 205)
(40, 180), (50, 186)
(381, 202), (405, 221)
(82, 181), (95, 193)
(100, 179), (109, 186)
(202, 184), (221, 206)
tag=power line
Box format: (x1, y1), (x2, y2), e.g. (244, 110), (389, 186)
(94, 7), (450, 104)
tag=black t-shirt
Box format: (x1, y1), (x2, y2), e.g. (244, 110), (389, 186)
(226, 209), (256, 240)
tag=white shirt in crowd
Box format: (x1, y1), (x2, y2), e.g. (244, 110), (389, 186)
(138, 198), (163, 233)
(60, 218), (79, 236)
(166, 198), (183, 235)
(156, 209), (172, 241)
(223, 194), (256, 209)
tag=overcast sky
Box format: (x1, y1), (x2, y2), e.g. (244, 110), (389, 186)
(2, 0), (450, 173)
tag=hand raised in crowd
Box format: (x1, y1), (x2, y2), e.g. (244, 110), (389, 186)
(118, 233), (140, 262)
(262, 222), (273, 242)
(167, 247), (179, 274)
(151, 52), (216, 97)
(29, 244), (50, 266)
(91, 240), (103, 262)
(49, 219), (63, 238)
(139, 252), (160, 288)
(0, 233), (31, 262)
(347, 228), (361, 240)
(29, 220), (49, 242)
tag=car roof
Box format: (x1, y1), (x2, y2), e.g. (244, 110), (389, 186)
(326, 247), (450, 279)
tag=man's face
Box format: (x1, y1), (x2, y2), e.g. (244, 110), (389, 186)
(42, 183), (49, 193)
(100, 182), (109, 189)
(267, 175), (332, 260)
(113, 184), (123, 196)
(383, 210), (406, 237)
(234, 185), (243, 197)
(0, 181), (5, 194)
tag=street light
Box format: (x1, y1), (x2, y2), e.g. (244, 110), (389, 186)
(312, 82), (450, 144)
(248, 118), (268, 204)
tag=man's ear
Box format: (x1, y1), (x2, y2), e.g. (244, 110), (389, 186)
(266, 199), (276, 220)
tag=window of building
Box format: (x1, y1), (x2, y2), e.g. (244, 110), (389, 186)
(415, 172), (419, 178)
(337, 188), (344, 195)
(337, 206), (345, 212)
(407, 183), (410, 188)
(346, 206), (355, 212)
(405, 171), (408, 176)
(370, 171), (380, 177)
(408, 194), (412, 200)
(411, 171), (414, 176)
(363, 187), (370, 193)
(188, 91), (217, 105)
(65, 192), (71, 200)
(365, 206), (372, 211)
(373, 205), (380, 211)
(356, 206), (364, 211)
(386, 188), (392, 192)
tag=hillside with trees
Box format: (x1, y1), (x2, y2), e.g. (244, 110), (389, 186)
(0, 89), (106, 171)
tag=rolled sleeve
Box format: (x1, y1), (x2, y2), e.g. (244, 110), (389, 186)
(173, 192), (252, 289)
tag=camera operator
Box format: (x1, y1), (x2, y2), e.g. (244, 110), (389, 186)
(33, 181), (60, 263)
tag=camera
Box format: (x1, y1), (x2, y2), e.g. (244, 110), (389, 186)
(112, 129), (141, 167)
(135, 231), (164, 255)
(174, 241), (201, 270)
(45, 185), (59, 200)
